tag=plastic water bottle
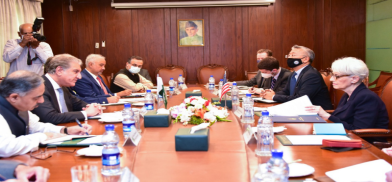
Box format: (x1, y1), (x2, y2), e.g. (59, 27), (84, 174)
(169, 78), (175, 97)
(101, 124), (121, 176)
(178, 74), (185, 90)
(242, 93), (254, 123)
(256, 110), (274, 156)
(208, 75), (215, 90)
(122, 103), (135, 138)
(218, 79), (223, 91)
(144, 89), (154, 110)
(231, 82), (240, 111)
(266, 150), (289, 182)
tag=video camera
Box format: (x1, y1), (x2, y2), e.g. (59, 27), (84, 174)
(32, 17), (46, 42)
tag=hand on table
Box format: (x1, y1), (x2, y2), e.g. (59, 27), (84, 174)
(116, 90), (132, 97)
(84, 103), (102, 116)
(44, 132), (66, 141)
(304, 105), (331, 120)
(11, 165), (50, 182)
(262, 89), (275, 100)
(107, 96), (120, 103)
(67, 124), (92, 135)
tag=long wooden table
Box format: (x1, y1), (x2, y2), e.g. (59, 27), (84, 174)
(4, 85), (392, 182)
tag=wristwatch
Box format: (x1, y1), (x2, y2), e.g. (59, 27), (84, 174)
(64, 127), (68, 134)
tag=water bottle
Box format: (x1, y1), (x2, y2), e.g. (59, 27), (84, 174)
(169, 78), (175, 97)
(218, 79), (223, 91)
(178, 74), (185, 90)
(122, 103), (135, 138)
(242, 93), (254, 123)
(231, 82), (240, 111)
(266, 150), (289, 182)
(144, 89), (154, 110)
(101, 124), (121, 176)
(208, 75), (215, 90)
(252, 164), (274, 182)
(256, 110), (274, 156)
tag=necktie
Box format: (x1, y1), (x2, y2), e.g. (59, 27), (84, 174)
(271, 78), (277, 90)
(97, 76), (109, 95)
(289, 73), (297, 96)
(57, 88), (69, 113)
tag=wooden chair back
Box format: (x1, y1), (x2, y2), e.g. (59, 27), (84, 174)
(380, 77), (392, 130)
(246, 71), (258, 80)
(155, 65), (186, 85)
(197, 64), (228, 84)
(369, 71), (392, 96)
(100, 74), (111, 89)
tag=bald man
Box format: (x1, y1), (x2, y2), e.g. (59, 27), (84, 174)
(3, 23), (53, 76)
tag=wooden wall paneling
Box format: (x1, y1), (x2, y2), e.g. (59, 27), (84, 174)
(248, 5), (275, 71)
(41, 0), (64, 55)
(164, 8), (172, 69)
(323, 0), (332, 70)
(314, 0), (325, 70)
(202, 7), (210, 71)
(234, 7), (243, 82)
(242, 6), (250, 80)
(306, 0), (317, 68)
(170, 8), (178, 66)
(136, 9), (166, 84)
(209, 7), (237, 81)
(100, 2), (133, 76)
(131, 10), (140, 56)
(272, 0), (284, 69)
(329, 0), (366, 65)
(176, 8), (204, 83)
(60, 1), (73, 55)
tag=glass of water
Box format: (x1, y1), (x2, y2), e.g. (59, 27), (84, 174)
(71, 165), (98, 182)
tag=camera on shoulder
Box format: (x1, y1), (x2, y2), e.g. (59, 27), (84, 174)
(32, 17), (46, 42)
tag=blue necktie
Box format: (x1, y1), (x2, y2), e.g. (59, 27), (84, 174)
(290, 73), (297, 96)
(270, 78), (276, 89)
(57, 88), (69, 113)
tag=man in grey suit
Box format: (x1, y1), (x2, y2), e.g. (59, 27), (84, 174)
(234, 49), (272, 87)
(0, 160), (49, 181)
(249, 56), (291, 94)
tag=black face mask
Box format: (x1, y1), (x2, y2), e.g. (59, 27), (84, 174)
(287, 58), (303, 68)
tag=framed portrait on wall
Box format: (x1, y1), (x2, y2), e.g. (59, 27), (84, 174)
(178, 19), (204, 47)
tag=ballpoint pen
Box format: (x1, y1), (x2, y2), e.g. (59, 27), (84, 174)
(75, 118), (89, 135)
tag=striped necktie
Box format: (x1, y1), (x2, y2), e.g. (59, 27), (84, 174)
(97, 76), (109, 95)
(270, 78), (276, 89)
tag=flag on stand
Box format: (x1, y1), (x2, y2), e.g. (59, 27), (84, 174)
(220, 71), (230, 102)
(157, 75), (167, 109)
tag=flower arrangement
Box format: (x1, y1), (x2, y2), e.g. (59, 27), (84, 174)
(169, 96), (231, 126)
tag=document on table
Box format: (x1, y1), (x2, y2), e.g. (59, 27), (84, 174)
(89, 112), (123, 122)
(101, 101), (129, 106)
(267, 95), (315, 116)
(326, 159), (392, 182)
(41, 135), (95, 144)
(277, 135), (351, 145)
(120, 98), (146, 102)
(253, 98), (276, 103)
(77, 135), (103, 145)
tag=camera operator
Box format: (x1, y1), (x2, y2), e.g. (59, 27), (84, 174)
(3, 23), (53, 76)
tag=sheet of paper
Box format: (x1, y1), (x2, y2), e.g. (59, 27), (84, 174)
(285, 135), (350, 145)
(326, 159), (392, 182)
(120, 98), (146, 102)
(41, 135), (95, 144)
(77, 135), (103, 145)
(101, 101), (129, 106)
(254, 107), (268, 112)
(267, 95), (316, 116)
(253, 98), (277, 103)
(89, 112), (123, 120)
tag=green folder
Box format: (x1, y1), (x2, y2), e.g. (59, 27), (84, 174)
(47, 137), (102, 147)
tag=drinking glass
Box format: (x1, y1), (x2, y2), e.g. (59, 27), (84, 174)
(71, 165), (98, 182)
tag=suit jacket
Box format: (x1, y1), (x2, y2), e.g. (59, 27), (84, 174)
(237, 70), (264, 87)
(139, 69), (152, 82)
(274, 65), (333, 110)
(70, 69), (113, 104)
(0, 96), (29, 137)
(0, 160), (24, 180)
(31, 76), (87, 124)
(260, 68), (291, 92)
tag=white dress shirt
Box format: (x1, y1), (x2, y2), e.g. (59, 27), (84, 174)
(0, 111), (63, 157)
(3, 39), (53, 76)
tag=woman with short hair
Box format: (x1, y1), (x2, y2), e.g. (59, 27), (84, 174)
(307, 57), (389, 142)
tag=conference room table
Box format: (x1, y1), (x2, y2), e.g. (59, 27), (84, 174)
(5, 85), (392, 182)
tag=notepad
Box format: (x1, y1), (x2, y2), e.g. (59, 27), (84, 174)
(313, 123), (346, 135)
(46, 135), (103, 146)
(276, 135), (351, 145)
(41, 135), (96, 144)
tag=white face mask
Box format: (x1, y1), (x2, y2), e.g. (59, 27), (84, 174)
(261, 73), (272, 78)
(129, 66), (141, 74)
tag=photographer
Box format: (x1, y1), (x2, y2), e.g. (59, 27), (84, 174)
(3, 22), (53, 76)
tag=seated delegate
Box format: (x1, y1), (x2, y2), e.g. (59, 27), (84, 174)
(306, 57), (389, 142)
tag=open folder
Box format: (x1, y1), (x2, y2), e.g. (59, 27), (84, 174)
(42, 135), (102, 147)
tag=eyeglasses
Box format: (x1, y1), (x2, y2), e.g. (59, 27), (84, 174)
(331, 74), (351, 79)
(21, 32), (34, 35)
(30, 147), (76, 160)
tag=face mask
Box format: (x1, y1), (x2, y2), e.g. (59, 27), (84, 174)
(261, 73), (272, 78)
(129, 66), (141, 74)
(287, 58), (303, 68)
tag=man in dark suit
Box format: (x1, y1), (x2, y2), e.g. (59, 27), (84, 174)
(263, 45), (333, 110)
(249, 56), (291, 94)
(71, 54), (132, 104)
(139, 68), (152, 82)
(235, 49), (272, 87)
(32, 54), (101, 124)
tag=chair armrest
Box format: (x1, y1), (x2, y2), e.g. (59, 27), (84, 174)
(351, 129), (392, 137)
(373, 142), (392, 149)
(368, 79), (378, 87)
